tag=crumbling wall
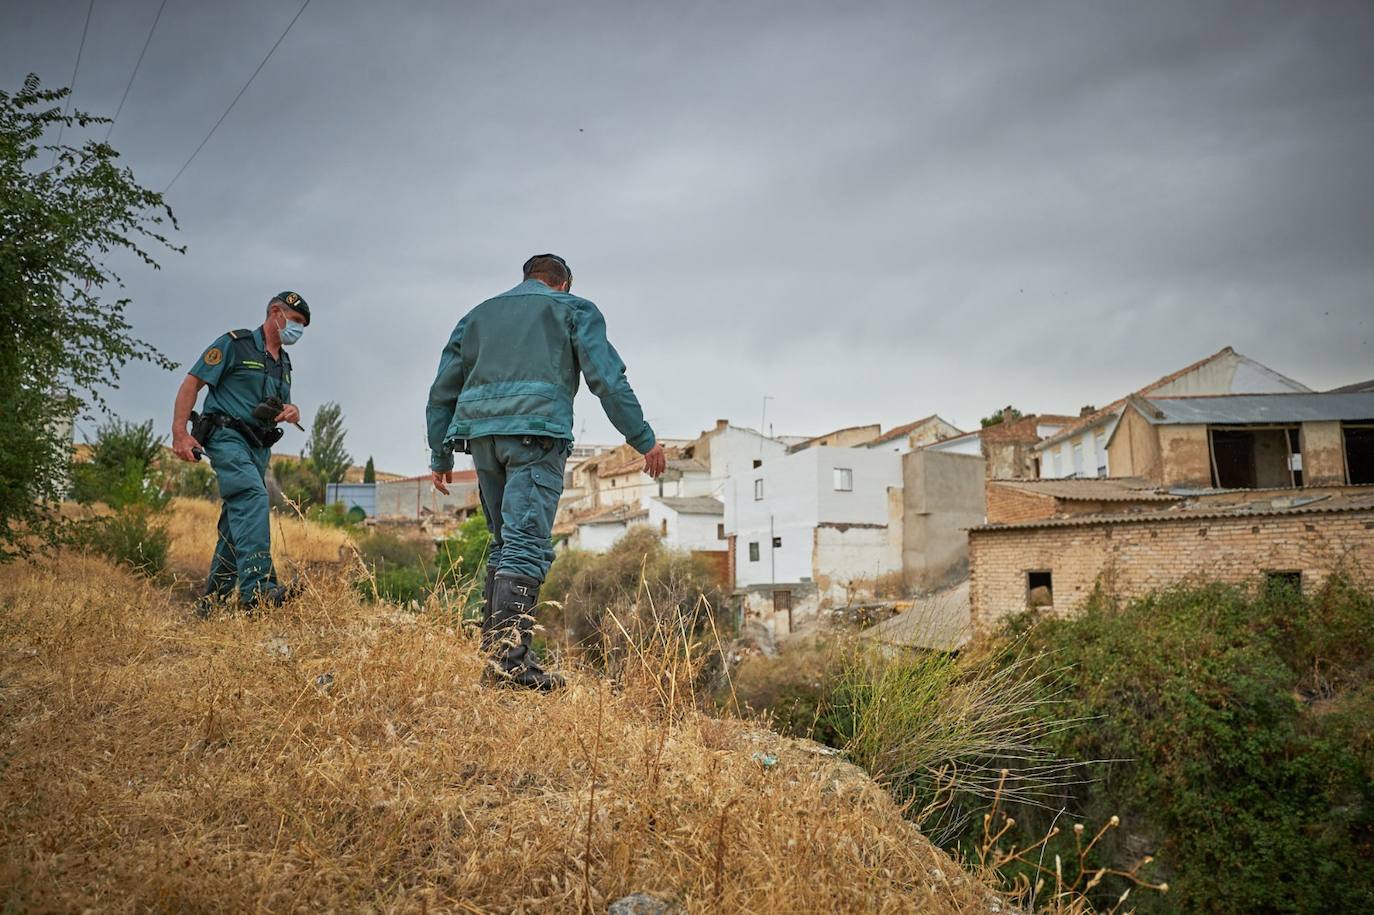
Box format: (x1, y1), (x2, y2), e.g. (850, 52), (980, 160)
(1302, 421), (1347, 486)
(968, 510), (1374, 637)
(1159, 425), (1211, 488)
(1107, 407), (1163, 483)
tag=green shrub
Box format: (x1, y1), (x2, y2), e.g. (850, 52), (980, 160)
(70, 419), (169, 510)
(356, 530), (432, 570)
(77, 509), (169, 578)
(542, 526), (728, 661)
(975, 575), (1374, 914)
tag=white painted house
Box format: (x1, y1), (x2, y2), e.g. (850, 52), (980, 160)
(647, 497), (726, 552)
(734, 445), (904, 631)
(1036, 347), (1311, 479)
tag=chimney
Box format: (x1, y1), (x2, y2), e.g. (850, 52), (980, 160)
(1079, 405), (1096, 417)
(715, 419), (728, 431)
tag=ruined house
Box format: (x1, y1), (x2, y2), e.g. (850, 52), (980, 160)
(968, 391), (1374, 636)
(1035, 346), (1311, 480)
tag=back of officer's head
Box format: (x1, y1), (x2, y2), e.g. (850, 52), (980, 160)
(523, 254), (572, 291)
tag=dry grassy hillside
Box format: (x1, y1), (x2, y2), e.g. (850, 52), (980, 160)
(163, 497), (353, 580)
(0, 522), (999, 912)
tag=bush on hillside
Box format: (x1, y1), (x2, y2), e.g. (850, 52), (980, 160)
(542, 526), (728, 663)
(76, 508), (170, 578)
(974, 574), (1374, 914)
(70, 418), (169, 510)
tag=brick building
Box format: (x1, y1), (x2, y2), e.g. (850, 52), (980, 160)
(969, 492), (1374, 636)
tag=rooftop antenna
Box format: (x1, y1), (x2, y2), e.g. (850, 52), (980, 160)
(760, 395), (774, 453)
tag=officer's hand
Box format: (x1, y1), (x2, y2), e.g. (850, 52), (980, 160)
(432, 470), (452, 495)
(643, 443), (667, 479)
(172, 430), (202, 463)
(275, 403), (302, 425)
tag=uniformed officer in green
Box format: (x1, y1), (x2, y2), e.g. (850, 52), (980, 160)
(171, 291), (311, 613)
(427, 255), (665, 690)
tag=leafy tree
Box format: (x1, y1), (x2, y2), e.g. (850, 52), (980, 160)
(306, 401), (351, 491)
(980, 405), (1023, 428)
(273, 455), (324, 508)
(70, 418), (167, 508)
(0, 75), (179, 559)
(363, 455), (376, 484)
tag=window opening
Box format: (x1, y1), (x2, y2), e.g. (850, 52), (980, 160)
(753, 479), (764, 501)
(833, 467), (853, 491)
(1027, 570), (1053, 608)
(748, 541), (760, 562)
(1264, 570), (1303, 597)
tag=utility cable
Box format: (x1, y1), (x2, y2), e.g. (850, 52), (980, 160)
(161, 0), (311, 194)
(51, 0), (96, 166)
(104, 0), (168, 141)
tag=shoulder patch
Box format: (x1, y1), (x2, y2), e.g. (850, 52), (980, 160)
(203, 347), (223, 366)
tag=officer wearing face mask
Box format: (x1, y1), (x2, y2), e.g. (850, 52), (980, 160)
(171, 291), (310, 614)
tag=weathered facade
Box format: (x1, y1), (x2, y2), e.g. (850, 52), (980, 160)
(1107, 392), (1374, 489)
(901, 449), (986, 590)
(969, 494), (1374, 636)
(1036, 347), (1311, 480)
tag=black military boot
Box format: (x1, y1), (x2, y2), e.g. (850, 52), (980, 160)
(484, 572), (565, 691)
(478, 565), (498, 650)
(244, 581), (301, 614)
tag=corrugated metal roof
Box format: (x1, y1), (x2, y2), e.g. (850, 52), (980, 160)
(971, 492), (1374, 532)
(656, 496), (724, 515)
(990, 478), (1180, 502)
(1139, 392), (1374, 425)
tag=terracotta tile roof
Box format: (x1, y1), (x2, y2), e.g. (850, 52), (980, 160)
(989, 478), (1181, 502)
(577, 503), (649, 525)
(789, 423), (882, 452)
(868, 414), (945, 442)
(979, 413), (1076, 445)
(972, 490), (1374, 531)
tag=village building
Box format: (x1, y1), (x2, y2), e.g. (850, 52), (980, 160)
(862, 415), (964, 454)
(733, 442), (905, 631)
(326, 471), (481, 523)
(969, 390), (1374, 637)
(1035, 347), (1311, 480)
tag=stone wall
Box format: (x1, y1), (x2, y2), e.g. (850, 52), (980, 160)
(969, 509), (1374, 636)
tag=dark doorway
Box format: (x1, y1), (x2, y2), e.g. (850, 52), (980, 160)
(1346, 425), (1374, 485)
(1211, 427), (1298, 489)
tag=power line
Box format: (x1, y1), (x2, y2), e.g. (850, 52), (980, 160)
(161, 0), (312, 194)
(104, 0), (169, 142)
(51, 0), (96, 166)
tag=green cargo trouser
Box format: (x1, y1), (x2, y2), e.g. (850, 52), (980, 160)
(205, 430), (276, 602)
(469, 435), (571, 582)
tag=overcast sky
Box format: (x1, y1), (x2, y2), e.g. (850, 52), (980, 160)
(5, 0), (1373, 472)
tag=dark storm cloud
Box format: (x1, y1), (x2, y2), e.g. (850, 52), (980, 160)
(4, 0), (1372, 468)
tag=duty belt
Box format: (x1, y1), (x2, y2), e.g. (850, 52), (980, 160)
(197, 411), (284, 449)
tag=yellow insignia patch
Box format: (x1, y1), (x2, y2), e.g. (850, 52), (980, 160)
(285, 292), (299, 305)
(204, 347), (223, 366)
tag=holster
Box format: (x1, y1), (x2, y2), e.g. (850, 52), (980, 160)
(201, 412), (283, 450)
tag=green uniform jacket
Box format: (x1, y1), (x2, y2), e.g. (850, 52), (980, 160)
(426, 279), (655, 472)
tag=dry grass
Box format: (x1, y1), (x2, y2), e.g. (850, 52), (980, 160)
(0, 552), (1004, 914)
(162, 497), (354, 580)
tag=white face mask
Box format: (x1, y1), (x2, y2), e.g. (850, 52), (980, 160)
(279, 319), (305, 346)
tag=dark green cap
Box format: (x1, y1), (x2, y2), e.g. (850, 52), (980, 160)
(272, 290), (310, 325)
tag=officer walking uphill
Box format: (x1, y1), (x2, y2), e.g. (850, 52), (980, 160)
(171, 291), (311, 614)
(427, 255), (665, 690)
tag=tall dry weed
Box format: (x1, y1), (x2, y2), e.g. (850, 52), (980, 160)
(0, 552), (1005, 914)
